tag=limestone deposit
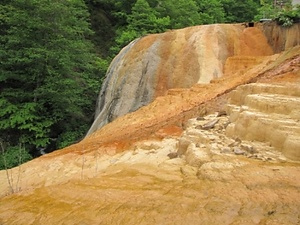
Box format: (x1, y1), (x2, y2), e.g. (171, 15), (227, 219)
(0, 22), (299, 225)
(226, 83), (300, 161)
(88, 22), (300, 134)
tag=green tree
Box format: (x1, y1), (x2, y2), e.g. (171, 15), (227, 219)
(128, 0), (170, 33)
(159, 0), (201, 29)
(0, 0), (102, 156)
(255, 3), (277, 19)
(274, 3), (300, 26)
(112, 0), (170, 53)
(195, 0), (225, 24)
(221, 0), (260, 22)
(254, 0), (294, 21)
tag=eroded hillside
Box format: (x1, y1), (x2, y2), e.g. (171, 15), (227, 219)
(0, 22), (299, 225)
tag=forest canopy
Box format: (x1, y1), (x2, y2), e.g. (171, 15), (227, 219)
(0, 0), (102, 167)
(0, 0), (298, 169)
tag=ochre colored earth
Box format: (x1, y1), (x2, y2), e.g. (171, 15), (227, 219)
(0, 24), (299, 225)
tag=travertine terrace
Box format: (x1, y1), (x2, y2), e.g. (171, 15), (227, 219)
(226, 83), (300, 161)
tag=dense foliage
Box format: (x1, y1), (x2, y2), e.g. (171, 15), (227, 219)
(0, 0), (102, 162)
(274, 5), (300, 26)
(254, 0), (299, 26)
(1, 0), (298, 169)
(0, 145), (32, 170)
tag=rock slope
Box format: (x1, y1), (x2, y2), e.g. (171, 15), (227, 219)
(88, 24), (269, 134)
(72, 45), (300, 155)
(0, 23), (299, 224)
(0, 49), (299, 224)
(0, 112), (299, 225)
(88, 22), (299, 134)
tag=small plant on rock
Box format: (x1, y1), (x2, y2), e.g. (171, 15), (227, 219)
(0, 141), (31, 193)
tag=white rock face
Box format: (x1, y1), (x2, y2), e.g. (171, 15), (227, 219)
(226, 83), (300, 161)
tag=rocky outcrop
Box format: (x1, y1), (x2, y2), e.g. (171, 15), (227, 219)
(87, 24), (276, 135)
(226, 82), (300, 161)
(178, 112), (290, 164)
(64, 45), (298, 155)
(88, 22), (300, 135)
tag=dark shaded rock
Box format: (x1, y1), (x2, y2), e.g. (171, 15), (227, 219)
(217, 111), (227, 117)
(167, 152), (178, 159)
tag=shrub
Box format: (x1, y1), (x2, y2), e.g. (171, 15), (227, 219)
(0, 145), (32, 170)
(275, 6), (300, 27)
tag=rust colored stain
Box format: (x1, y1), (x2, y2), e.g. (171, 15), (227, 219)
(155, 31), (177, 96)
(239, 27), (274, 56)
(153, 125), (184, 139)
(155, 29), (200, 97)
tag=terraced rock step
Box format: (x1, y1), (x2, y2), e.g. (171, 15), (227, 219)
(245, 94), (300, 117)
(226, 83), (300, 161)
(229, 83), (300, 105)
